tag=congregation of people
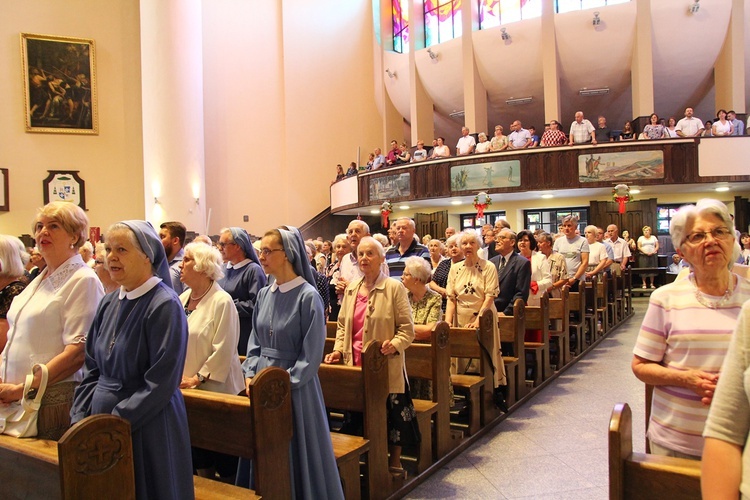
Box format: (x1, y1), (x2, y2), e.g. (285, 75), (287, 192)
(333, 107), (749, 183)
(3, 194), (750, 498)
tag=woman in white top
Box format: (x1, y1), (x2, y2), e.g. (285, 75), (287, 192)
(665, 117), (679, 138)
(638, 225), (660, 288)
(583, 225), (611, 278)
(712, 109), (734, 137)
(179, 241), (244, 479)
(475, 132), (491, 153)
(430, 137), (451, 159)
(0, 202), (104, 439)
(516, 230), (552, 307)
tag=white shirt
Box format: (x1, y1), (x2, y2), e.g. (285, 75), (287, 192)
(2, 254), (104, 384)
(675, 116), (704, 136)
(456, 135), (476, 155)
(339, 251), (389, 283)
(608, 237), (632, 262)
(180, 282), (245, 395)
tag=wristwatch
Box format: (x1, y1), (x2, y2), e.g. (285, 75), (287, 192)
(197, 373), (209, 384)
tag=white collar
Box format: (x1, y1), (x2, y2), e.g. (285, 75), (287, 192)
(227, 258), (251, 270)
(118, 276), (162, 300)
(500, 250), (514, 260)
(270, 275), (306, 293)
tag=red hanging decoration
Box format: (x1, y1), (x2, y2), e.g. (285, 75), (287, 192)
(473, 192), (492, 221)
(381, 201), (393, 228)
(612, 184), (632, 214)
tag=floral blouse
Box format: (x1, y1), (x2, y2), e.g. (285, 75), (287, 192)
(409, 288), (443, 327)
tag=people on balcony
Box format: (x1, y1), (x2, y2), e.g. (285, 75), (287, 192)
(456, 126), (476, 156)
(727, 110), (744, 136)
(528, 126), (540, 148)
(665, 116), (679, 138)
(396, 142), (411, 164)
(430, 137), (450, 159)
(386, 140), (400, 167)
(594, 116), (615, 143)
(508, 120), (532, 149)
(540, 120), (567, 147)
(475, 132), (491, 153)
(643, 113), (667, 140)
(412, 140), (429, 162)
(568, 111), (596, 146)
(675, 107), (705, 137)
(490, 124), (510, 151)
(712, 109), (734, 137)
(620, 121), (635, 141)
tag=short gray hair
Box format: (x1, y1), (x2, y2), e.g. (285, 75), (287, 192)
(405, 256), (432, 283)
(184, 242), (225, 281)
(358, 236), (385, 258)
(459, 230), (482, 249)
(445, 234), (460, 248)
(670, 198), (739, 266)
(333, 233), (349, 248)
(348, 219), (370, 235)
(0, 235), (24, 279)
(395, 217), (416, 231)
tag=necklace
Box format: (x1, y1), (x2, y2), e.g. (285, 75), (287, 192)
(189, 281), (213, 302)
(109, 297), (142, 354)
(690, 274), (734, 309)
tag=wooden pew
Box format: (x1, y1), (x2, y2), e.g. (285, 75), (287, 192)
(182, 365), (293, 499)
(0, 414), (135, 500)
(607, 271), (618, 329)
(448, 325), (486, 436)
(497, 300), (527, 406)
(404, 323), (452, 472)
(320, 340), (392, 500)
(548, 286), (571, 369)
(609, 403), (701, 500)
(568, 289), (586, 357)
(524, 292), (551, 386)
(584, 276), (602, 344)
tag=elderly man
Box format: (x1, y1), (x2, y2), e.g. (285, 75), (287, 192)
(159, 221), (187, 293)
(479, 224), (499, 260)
(337, 220), (389, 293)
(490, 229), (531, 316)
(444, 226), (456, 240)
(371, 148), (385, 170)
(456, 126), (476, 156)
(385, 217), (430, 279)
(606, 224), (631, 275)
(508, 120), (532, 149)
(569, 111), (596, 146)
(675, 107), (705, 137)
(217, 227), (267, 354)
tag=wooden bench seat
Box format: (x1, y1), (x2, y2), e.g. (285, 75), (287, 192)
(568, 289), (586, 356)
(448, 325), (487, 436)
(609, 402), (701, 500)
(497, 300), (527, 406)
(548, 286), (571, 369)
(524, 292), (551, 386)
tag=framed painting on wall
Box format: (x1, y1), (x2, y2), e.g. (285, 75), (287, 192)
(21, 33), (98, 134)
(0, 169), (8, 211)
(43, 171), (87, 210)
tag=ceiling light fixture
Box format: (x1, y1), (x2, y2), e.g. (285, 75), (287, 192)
(450, 200), (462, 205)
(715, 186), (730, 192)
(399, 205), (410, 210)
(541, 194), (554, 199)
(579, 87), (610, 97)
(506, 97), (533, 106)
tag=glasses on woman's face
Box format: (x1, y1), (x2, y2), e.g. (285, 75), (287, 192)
(683, 227), (733, 246)
(259, 247), (285, 257)
(217, 241), (235, 249)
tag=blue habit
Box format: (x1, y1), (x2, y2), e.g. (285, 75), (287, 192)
(71, 282), (194, 500)
(218, 261), (266, 355)
(238, 278), (344, 500)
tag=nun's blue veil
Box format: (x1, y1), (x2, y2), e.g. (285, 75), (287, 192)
(229, 227), (261, 267)
(278, 226), (316, 288)
(120, 220), (173, 289)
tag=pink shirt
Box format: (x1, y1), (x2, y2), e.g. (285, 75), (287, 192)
(351, 293), (367, 366)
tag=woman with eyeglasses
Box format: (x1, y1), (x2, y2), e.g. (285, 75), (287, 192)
(539, 120), (567, 147)
(237, 226), (343, 498)
(632, 199), (750, 460)
(217, 227), (267, 355)
(178, 241), (244, 480)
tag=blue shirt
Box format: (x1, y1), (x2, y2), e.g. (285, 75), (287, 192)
(385, 240), (430, 279)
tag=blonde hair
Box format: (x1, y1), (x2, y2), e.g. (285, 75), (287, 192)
(35, 202), (89, 248)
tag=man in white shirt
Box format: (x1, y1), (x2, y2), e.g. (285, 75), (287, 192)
(675, 107), (705, 137)
(606, 224), (631, 275)
(337, 219), (388, 291)
(508, 120), (532, 149)
(568, 111), (596, 146)
(456, 127), (476, 156)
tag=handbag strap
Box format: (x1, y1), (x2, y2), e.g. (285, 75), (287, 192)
(22, 364), (49, 412)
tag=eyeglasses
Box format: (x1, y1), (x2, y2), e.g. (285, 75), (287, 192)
(683, 227), (733, 245)
(94, 260), (104, 266)
(217, 241), (235, 249)
(259, 248), (285, 257)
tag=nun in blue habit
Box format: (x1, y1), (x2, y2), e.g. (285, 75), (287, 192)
(71, 221), (194, 500)
(217, 227), (267, 355)
(236, 226), (344, 499)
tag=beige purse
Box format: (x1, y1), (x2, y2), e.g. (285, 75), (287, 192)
(0, 364), (49, 438)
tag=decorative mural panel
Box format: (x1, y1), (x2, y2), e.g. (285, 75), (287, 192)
(450, 160), (520, 191)
(578, 151), (664, 183)
(370, 173), (411, 200)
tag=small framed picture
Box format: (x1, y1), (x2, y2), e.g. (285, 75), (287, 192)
(21, 33), (98, 134)
(43, 171), (87, 210)
(0, 169), (8, 211)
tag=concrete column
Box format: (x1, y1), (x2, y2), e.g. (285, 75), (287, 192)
(715, 0), (746, 113)
(140, 0), (206, 232)
(409, 1), (434, 146)
(461, 0), (487, 134)
(541, 0), (561, 123)
(631, 0), (655, 119)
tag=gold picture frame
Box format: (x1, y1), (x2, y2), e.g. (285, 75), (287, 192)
(21, 33), (98, 134)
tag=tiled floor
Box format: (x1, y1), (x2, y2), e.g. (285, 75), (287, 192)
(406, 298), (650, 499)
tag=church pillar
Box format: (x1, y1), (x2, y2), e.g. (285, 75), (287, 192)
(715, 0), (746, 113)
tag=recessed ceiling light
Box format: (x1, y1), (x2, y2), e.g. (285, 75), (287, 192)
(541, 194), (554, 199)
(370, 209), (379, 214)
(630, 189), (641, 195)
(451, 200), (462, 205)
(399, 205), (410, 210)
(715, 186), (730, 192)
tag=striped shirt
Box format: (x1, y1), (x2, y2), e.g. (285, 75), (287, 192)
(633, 273), (750, 456)
(385, 240), (430, 279)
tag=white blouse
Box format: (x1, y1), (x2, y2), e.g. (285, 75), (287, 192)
(1, 254), (104, 384)
(180, 282), (245, 395)
(527, 252), (553, 307)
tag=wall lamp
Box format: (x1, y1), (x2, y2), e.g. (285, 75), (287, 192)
(427, 48), (438, 61)
(385, 69), (397, 79)
(500, 28), (511, 43)
(592, 12), (601, 26)
(689, 0), (700, 14)
(154, 197), (160, 204)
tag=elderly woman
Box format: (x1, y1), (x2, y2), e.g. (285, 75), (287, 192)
(702, 301), (750, 497)
(632, 199), (750, 459)
(0, 236), (27, 349)
(490, 125), (510, 151)
(325, 236), (417, 478)
(93, 242), (118, 294)
(430, 234), (463, 312)
(583, 225), (610, 279)
(326, 234), (350, 320)
(178, 242), (244, 479)
(70, 221), (193, 498)
(516, 230), (552, 309)
(237, 226), (343, 498)
(638, 225), (659, 288)
(0, 202), (104, 440)
(445, 230), (508, 409)
(427, 238), (444, 271)
(475, 132), (491, 153)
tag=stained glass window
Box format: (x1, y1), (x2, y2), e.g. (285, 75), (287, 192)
(556, 0), (629, 14)
(425, 0), (462, 48)
(479, 0), (542, 29)
(393, 0), (410, 53)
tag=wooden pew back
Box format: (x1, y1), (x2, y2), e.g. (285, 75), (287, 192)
(182, 366), (293, 498)
(497, 299), (527, 402)
(609, 403), (700, 500)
